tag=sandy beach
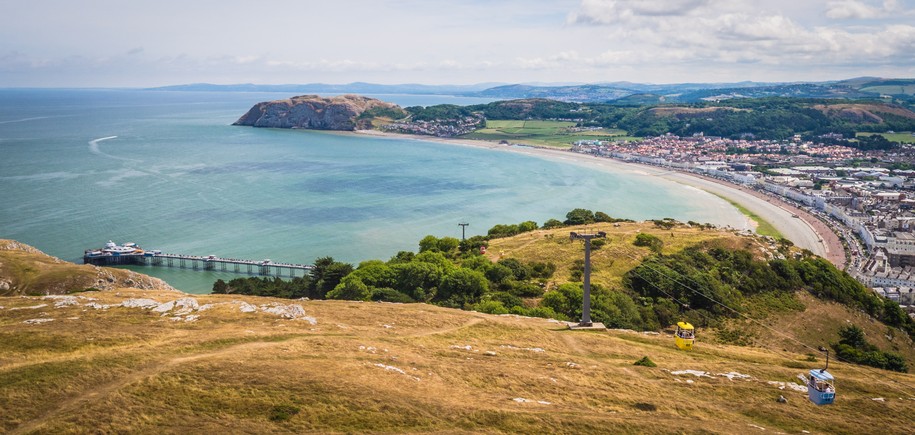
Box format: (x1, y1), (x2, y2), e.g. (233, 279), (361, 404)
(354, 130), (843, 266)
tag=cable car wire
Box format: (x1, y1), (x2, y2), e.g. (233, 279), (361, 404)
(606, 239), (915, 396)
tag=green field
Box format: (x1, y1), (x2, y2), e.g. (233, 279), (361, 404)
(463, 120), (638, 148)
(856, 131), (915, 143)
(859, 85), (915, 96)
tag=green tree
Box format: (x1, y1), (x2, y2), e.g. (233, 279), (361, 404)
(633, 233), (664, 253)
(518, 221), (538, 232)
(419, 235), (440, 253)
(391, 261), (443, 301)
(310, 257), (354, 299)
(542, 219), (565, 229)
(327, 275), (371, 301)
(565, 208), (595, 225)
(540, 283), (583, 321)
(436, 268), (489, 307)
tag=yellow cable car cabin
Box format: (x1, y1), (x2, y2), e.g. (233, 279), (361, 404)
(675, 322), (695, 350)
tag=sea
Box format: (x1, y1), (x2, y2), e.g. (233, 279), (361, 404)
(0, 89), (745, 293)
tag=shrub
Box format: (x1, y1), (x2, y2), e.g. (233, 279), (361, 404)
(269, 404), (300, 421)
(474, 300), (509, 315)
(633, 233), (663, 253)
(370, 288), (416, 303)
(633, 356), (657, 367)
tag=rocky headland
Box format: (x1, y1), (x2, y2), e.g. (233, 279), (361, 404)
(232, 94), (405, 130)
(0, 239), (176, 296)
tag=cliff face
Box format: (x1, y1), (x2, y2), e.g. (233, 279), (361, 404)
(233, 94), (403, 130)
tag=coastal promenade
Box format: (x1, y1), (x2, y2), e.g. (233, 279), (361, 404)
(355, 130), (837, 263)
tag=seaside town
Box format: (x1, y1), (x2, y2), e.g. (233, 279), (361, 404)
(572, 132), (915, 317)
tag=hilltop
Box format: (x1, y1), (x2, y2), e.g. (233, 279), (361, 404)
(233, 94), (406, 131)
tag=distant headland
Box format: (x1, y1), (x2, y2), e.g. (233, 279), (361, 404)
(232, 94), (405, 131)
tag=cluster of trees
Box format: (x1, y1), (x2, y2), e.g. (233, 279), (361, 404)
(358, 105), (408, 120)
(404, 104), (477, 122)
(832, 325), (908, 372)
(408, 97), (913, 142)
(468, 99), (583, 120)
(213, 235), (557, 317)
(213, 256), (354, 300)
(624, 247), (915, 340)
(850, 134), (898, 151)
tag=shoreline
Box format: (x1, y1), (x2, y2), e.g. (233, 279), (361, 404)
(353, 129), (843, 266)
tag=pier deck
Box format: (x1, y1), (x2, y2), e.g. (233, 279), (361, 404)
(84, 250), (313, 278)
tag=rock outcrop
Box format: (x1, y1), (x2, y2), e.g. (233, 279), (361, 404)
(233, 94), (404, 130)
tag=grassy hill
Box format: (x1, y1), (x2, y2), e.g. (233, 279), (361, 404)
(484, 221), (761, 289)
(2, 231), (914, 433)
(1, 288), (913, 434)
(484, 222), (915, 361)
(0, 239), (175, 296)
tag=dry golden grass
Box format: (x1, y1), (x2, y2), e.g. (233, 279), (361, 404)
(2, 288), (913, 434)
(0, 239), (175, 296)
(485, 222), (764, 289)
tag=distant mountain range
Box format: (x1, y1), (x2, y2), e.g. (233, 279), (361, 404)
(149, 77), (915, 105)
(149, 82), (501, 95)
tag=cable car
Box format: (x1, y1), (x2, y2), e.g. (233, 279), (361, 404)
(807, 370), (836, 405)
(674, 322), (695, 350)
(807, 348), (836, 405)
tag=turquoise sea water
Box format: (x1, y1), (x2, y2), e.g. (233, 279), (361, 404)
(0, 89), (743, 293)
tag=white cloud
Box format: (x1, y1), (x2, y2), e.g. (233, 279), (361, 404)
(1, 0), (914, 86)
(563, 0), (915, 70)
(825, 0), (900, 19)
(569, 0), (714, 24)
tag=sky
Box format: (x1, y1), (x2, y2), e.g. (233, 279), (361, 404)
(1, 0), (914, 87)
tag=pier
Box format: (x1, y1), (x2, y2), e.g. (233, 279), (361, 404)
(83, 241), (313, 278)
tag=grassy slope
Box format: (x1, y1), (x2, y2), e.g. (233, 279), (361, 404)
(0, 239), (175, 296)
(2, 288), (913, 434)
(2, 229), (914, 433)
(487, 223), (915, 361)
(856, 131), (915, 144)
(485, 221), (767, 289)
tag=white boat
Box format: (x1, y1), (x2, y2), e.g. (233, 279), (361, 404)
(102, 240), (142, 256)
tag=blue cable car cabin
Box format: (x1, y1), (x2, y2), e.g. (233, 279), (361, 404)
(807, 369), (836, 405)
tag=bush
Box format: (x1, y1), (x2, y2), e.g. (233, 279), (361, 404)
(542, 219), (565, 229)
(633, 356), (657, 367)
(509, 282), (544, 298)
(633, 233), (663, 253)
(269, 404), (300, 421)
(832, 325), (908, 372)
(370, 288), (416, 303)
(474, 300), (509, 315)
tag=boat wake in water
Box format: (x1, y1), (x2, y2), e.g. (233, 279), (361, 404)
(88, 136), (135, 161)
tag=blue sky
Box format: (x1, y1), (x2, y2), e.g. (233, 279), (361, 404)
(1, 0), (914, 87)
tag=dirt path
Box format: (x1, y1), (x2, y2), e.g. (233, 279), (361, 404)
(559, 332), (587, 356)
(408, 317), (485, 338)
(11, 340), (283, 435)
